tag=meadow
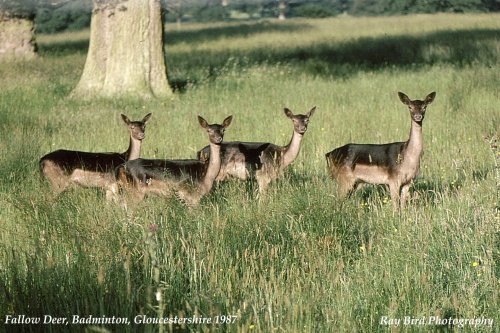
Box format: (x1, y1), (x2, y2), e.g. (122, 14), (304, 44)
(0, 13), (499, 332)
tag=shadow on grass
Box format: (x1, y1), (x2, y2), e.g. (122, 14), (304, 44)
(411, 177), (465, 205)
(300, 28), (498, 68)
(167, 20), (312, 45)
(167, 27), (498, 89)
(38, 21), (499, 88)
(37, 39), (90, 55)
(335, 175), (466, 208)
(37, 21), (307, 55)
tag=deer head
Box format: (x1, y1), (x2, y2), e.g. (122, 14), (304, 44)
(198, 115), (233, 144)
(284, 106), (316, 135)
(398, 92), (435, 124)
(121, 113), (152, 140)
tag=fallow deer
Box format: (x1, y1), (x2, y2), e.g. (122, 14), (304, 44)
(116, 115), (232, 207)
(39, 113), (152, 200)
(197, 107), (316, 194)
(325, 92), (436, 209)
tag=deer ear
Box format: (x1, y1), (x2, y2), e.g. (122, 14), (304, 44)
(307, 106), (316, 118)
(121, 114), (131, 125)
(142, 113), (152, 123)
(398, 92), (411, 106)
(284, 108), (294, 118)
(223, 115), (233, 128)
(198, 116), (208, 128)
(425, 92), (436, 105)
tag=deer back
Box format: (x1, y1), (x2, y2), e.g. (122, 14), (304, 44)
(40, 149), (126, 175)
(123, 158), (208, 184)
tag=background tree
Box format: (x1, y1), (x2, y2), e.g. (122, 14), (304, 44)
(71, 0), (172, 99)
(166, 0), (183, 29)
(0, 0), (37, 60)
(278, 0), (287, 19)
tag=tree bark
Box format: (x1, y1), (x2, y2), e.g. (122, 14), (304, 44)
(0, 13), (36, 61)
(71, 0), (172, 99)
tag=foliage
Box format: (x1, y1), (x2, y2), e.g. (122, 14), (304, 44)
(290, 2), (341, 18)
(0, 0), (36, 18)
(1, 13), (499, 332)
(192, 3), (228, 22)
(350, 0), (500, 15)
(35, 2), (91, 34)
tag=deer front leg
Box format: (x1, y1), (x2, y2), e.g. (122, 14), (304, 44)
(257, 175), (272, 195)
(400, 184), (411, 209)
(177, 186), (201, 208)
(389, 182), (402, 210)
(120, 179), (147, 207)
(118, 186), (146, 210)
(256, 166), (274, 196)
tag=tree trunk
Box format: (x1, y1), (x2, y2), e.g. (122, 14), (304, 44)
(278, 0), (286, 20)
(0, 13), (36, 61)
(71, 0), (172, 99)
(176, 10), (182, 30)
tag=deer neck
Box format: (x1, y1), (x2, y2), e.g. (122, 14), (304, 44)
(282, 130), (303, 168)
(125, 136), (142, 161)
(404, 120), (423, 164)
(199, 142), (221, 195)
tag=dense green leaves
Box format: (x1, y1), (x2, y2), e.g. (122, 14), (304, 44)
(31, 0), (500, 34)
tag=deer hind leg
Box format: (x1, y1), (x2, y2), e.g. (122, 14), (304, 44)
(41, 162), (70, 196)
(335, 167), (357, 199)
(48, 176), (70, 197)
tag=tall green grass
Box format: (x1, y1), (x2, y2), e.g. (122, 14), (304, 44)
(1, 14), (499, 332)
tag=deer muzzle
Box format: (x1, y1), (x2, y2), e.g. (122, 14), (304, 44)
(413, 114), (423, 122)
